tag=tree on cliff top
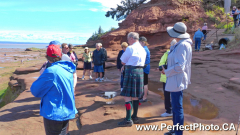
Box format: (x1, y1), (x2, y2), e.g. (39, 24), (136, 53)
(105, 0), (147, 21)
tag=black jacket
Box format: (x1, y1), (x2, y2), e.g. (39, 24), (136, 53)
(92, 49), (106, 66)
(117, 50), (124, 69)
(102, 47), (107, 62)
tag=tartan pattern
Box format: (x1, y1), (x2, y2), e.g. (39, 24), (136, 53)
(120, 66), (144, 97)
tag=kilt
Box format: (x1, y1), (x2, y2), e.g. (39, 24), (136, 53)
(120, 66), (144, 98)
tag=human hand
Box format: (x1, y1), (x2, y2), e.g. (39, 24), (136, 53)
(162, 66), (165, 74)
(121, 66), (124, 73)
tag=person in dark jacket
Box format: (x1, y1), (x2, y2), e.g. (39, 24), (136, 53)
(117, 42), (128, 91)
(67, 44), (78, 67)
(98, 44), (107, 79)
(93, 43), (106, 82)
(31, 42), (77, 135)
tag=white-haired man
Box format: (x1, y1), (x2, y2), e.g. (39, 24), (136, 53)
(118, 32), (146, 127)
(92, 43), (106, 82)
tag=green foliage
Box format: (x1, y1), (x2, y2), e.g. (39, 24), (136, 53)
(88, 27), (117, 41)
(105, 0), (147, 21)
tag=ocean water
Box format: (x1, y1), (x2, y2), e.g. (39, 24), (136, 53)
(0, 41), (48, 49)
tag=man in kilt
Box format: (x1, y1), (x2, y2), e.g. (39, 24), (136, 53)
(118, 32), (146, 127)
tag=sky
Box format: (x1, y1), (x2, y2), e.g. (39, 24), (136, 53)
(0, 0), (128, 44)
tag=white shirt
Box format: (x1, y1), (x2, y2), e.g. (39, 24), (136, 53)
(62, 53), (71, 61)
(120, 41), (146, 66)
(165, 38), (192, 92)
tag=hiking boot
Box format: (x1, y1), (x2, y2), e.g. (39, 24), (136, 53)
(160, 112), (173, 117)
(164, 130), (175, 135)
(118, 119), (133, 127)
(131, 117), (139, 124)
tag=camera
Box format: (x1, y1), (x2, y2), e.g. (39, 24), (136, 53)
(159, 65), (167, 71)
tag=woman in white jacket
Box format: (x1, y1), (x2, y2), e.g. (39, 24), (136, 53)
(163, 22), (192, 135)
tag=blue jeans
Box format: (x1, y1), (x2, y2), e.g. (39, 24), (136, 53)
(195, 38), (201, 50)
(171, 91), (184, 135)
(163, 83), (172, 113)
(204, 34), (206, 40)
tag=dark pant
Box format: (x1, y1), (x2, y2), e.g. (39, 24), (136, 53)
(163, 83), (172, 114)
(171, 91), (184, 135)
(195, 38), (201, 50)
(43, 118), (69, 135)
(98, 62), (105, 78)
(121, 70), (125, 88)
(234, 20), (238, 28)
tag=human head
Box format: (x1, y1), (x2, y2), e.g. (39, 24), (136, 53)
(127, 32), (139, 45)
(167, 22), (190, 39)
(61, 43), (69, 54)
(139, 36), (149, 46)
(121, 42), (128, 51)
(84, 47), (89, 53)
(46, 45), (62, 63)
(170, 39), (177, 47)
(204, 23), (207, 26)
(96, 43), (102, 51)
(68, 44), (74, 52)
(233, 6), (236, 10)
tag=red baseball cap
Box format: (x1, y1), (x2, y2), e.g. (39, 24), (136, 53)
(47, 45), (62, 58)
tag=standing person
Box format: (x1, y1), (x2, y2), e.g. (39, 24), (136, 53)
(202, 23), (208, 41)
(117, 42), (128, 91)
(231, 6), (239, 28)
(61, 42), (77, 90)
(158, 39), (177, 117)
(118, 32), (146, 127)
(193, 28), (204, 52)
(92, 43), (106, 82)
(237, 7), (240, 26)
(82, 47), (93, 80)
(139, 36), (150, 103)
(164, 22), (192, 135)
(31, 43), (77, 135)
(67, 44), (78, 67)
(98, 44), (107, 80)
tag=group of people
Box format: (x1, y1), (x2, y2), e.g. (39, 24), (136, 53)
(231, 6), (240, 28)
(193, 23), (208, 52)
(30, 21), (192, 135)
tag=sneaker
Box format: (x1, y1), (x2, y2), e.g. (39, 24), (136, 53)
(160, 112), (173, 117)
(139, 98), (148, 103)
(131, 117), (139, 124)
(95, 78), (99, 82)
(81, 77), (85, 80)
(99, 78), (104, 82)
(89, 76), (92, 79)
(164, 130), (175, 135)
(118, 119), (133, 127)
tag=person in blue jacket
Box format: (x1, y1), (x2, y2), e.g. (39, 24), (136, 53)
(117, 42), (128, 91)
(139, 36), (150, 103)
(193, 28), (204, 52)
(31, 42), (77, 135)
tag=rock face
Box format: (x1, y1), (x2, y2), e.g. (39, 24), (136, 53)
(101, 0), (214, 51)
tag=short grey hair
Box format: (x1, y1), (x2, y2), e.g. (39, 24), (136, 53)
(96, 43), (102, 47)
(127, 32), (139, 40)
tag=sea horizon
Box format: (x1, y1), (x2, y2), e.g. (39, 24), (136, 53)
(0, 41), (85, 49)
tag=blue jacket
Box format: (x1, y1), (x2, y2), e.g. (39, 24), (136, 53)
(193, 30), (204, 40)
(92, 49), (106, 66)
(117, 50), (124, 69)
(143, 46), (151, 74)
(31, 61), (77, 121)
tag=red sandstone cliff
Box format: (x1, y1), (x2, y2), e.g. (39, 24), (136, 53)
(100, 0), (214, 51)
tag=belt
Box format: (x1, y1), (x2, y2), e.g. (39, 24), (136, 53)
(125, 65), (144, 68)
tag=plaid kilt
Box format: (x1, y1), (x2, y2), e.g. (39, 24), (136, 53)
(120, 66), (144, 98)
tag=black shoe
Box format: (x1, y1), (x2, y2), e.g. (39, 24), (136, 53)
(118, 119), (133, 127)
(131, 117), (139, 124)
(164, 130), (175, 135)
(139, 98), (148, 103)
